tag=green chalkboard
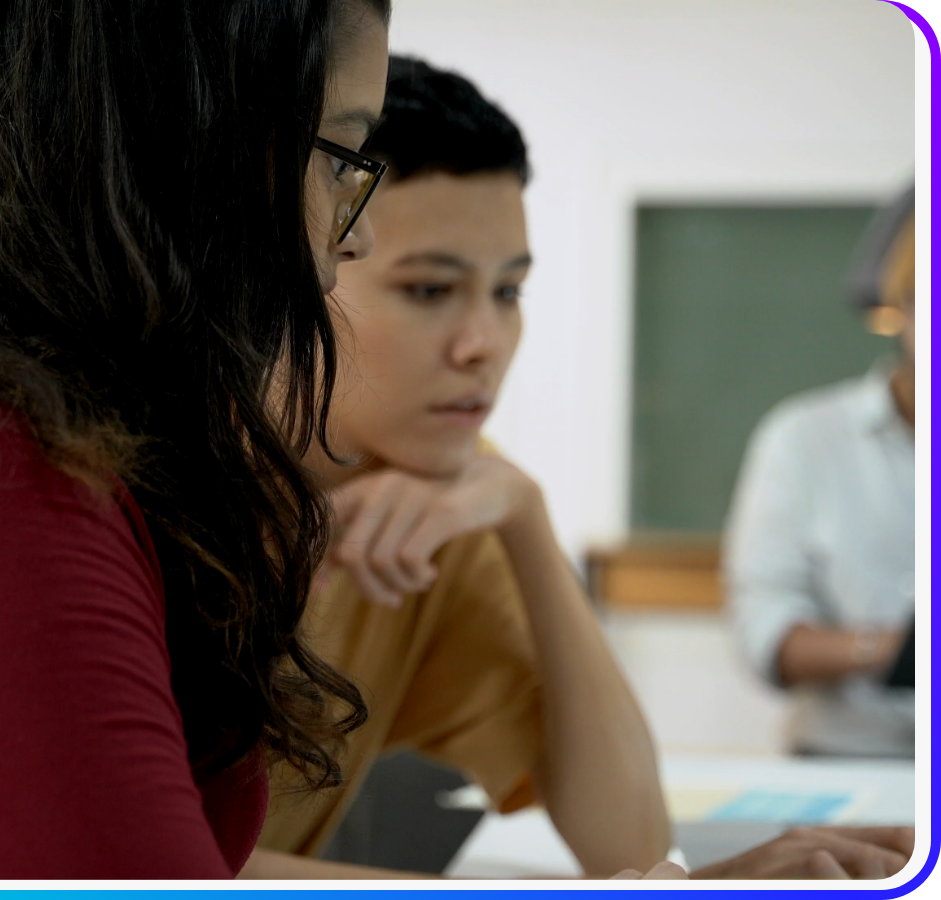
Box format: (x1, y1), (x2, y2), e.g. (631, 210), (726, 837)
(631, 204), (890, 534)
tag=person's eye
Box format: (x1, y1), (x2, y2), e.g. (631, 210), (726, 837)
(402, 283), (453, 302)
(494, 284), (523, 304)
(331, 158), (354, 181)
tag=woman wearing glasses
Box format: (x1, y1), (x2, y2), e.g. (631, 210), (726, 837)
(0, 0), (389, 878)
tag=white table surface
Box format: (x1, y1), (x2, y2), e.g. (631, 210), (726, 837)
(445, 753), (916, 879)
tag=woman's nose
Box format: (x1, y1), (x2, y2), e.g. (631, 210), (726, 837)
(336, 212), (375, 263)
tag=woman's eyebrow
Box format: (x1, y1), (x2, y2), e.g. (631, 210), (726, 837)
(321, 109), (380, 138)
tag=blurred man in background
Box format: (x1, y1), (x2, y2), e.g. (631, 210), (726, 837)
(726, 189), (916, 758)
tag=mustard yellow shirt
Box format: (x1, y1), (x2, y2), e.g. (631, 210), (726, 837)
(258, 523), (543, 858)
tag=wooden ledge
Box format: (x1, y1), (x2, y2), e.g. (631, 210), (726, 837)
(586, 535), (722, 611)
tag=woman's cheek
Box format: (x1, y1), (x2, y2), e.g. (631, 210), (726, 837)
(303, 172), (335, 263)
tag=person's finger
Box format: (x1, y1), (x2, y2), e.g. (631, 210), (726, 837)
(334, 532), (404, 606)
(349, 561), (403, 608)
(334, 493), (393, 568)
(610, 869), (643, 879)
(333, 488), (404, 606)
(368, 491), (439, 593)
(641, 861), (688, 880)
(814, 835), (906, 879)
(809, 826), (915, 860)
(399, 499), (464, 575)
(805, 849), (851, 880)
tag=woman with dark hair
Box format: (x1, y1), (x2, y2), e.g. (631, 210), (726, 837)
(0, 0), (389, 878)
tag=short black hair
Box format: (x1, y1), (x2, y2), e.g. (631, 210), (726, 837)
(368, 56), (530, 185)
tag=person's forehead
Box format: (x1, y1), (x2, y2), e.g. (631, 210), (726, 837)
(369, 172), (529, 264)
(323, 18), (388, 136)
(321, 107), (381, 139)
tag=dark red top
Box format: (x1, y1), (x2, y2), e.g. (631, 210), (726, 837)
(0, 414), (268, 878)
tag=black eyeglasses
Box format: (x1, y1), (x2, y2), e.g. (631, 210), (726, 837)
(314, 137), (388, 243)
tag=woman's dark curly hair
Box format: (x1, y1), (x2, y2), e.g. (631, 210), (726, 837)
(0, 0), (389, 785)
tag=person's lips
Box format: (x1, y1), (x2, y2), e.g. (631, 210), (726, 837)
(429, 393), (493, 427)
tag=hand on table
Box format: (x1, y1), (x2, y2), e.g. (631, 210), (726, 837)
(691, 826), (915, 880)
(326, 456), (538, 607)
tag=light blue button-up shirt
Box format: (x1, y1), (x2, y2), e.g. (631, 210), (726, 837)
(725, 364), (915, 757)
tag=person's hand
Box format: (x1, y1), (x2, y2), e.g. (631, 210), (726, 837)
(691, 826), (915, 880)
(327, 456), (539, 607)
(871, 628), (908, 674)
(613, 861), (688, 880)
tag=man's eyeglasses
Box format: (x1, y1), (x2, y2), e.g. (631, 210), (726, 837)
(314, 137), (388, 243)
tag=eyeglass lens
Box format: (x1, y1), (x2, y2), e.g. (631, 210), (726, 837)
(335, 168), (376, 243)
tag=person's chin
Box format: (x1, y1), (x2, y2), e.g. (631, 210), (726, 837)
(388, 442), (476, 479)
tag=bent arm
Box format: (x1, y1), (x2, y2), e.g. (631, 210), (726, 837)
(497, 483), (670, 877)
(776, 624), (902, 686)
(725, 411), (828, 685)
(726, 418), (903, 689)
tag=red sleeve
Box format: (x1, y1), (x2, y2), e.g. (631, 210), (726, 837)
(0, 420), (242, 878)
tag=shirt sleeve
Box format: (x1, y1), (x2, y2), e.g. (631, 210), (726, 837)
(0, 426), (234, 878)
(383, 531), (543, 813)
(724, 404), (827, 685)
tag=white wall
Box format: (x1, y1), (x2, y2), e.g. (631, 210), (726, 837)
(604, 610), (789, 753)
(389, 0), (915, 559)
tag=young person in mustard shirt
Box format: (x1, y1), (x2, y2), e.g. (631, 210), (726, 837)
(244, 57), (914, 881)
